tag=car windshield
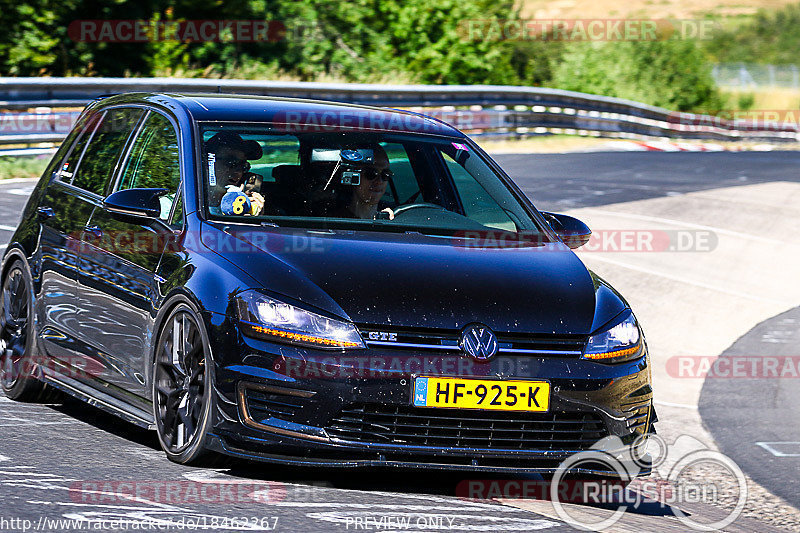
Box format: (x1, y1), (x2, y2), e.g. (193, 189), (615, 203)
(199, 124), (542, 236)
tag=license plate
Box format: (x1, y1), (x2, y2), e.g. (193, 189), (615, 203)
(412, 377), (550, 412)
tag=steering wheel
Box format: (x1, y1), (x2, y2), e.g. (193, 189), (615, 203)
(391, 202), (449, 217)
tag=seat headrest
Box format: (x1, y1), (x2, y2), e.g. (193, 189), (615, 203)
(272, 165), (302, 184)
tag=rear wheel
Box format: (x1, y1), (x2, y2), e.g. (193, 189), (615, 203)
(0, 262), (54, 402)
(153, 302), (217, 465)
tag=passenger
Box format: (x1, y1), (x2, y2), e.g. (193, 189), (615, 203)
(293, 145), (340, 216)
(331, 146), (393, 219)
(205, 132), (265, 215)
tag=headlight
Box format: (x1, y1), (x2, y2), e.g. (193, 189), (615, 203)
(582, 311), (643, 363)
(235, 291), (365, 350)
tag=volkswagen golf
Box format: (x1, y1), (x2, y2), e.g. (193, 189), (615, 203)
(0, 93), (654, 472)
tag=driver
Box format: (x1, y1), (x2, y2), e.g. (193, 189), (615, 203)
(331, 145), (393, 219)
(206, 132), (265, 215)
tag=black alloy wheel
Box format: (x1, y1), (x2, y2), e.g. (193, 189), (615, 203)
(0, 262), (52, 401)
(153, 303), (216, 464)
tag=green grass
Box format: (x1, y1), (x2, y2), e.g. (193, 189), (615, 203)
(0, 157), (49, 180)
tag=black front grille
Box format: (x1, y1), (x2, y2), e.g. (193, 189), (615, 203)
(357, 325), (587, 357)
(326, 403), (608, 451)
(244, 387), (308, 422)
(621, 400), (651, 433)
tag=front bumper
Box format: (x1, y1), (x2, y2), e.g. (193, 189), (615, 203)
(205, 312), (654, 474)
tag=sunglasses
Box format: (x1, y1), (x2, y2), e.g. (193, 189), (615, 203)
(220, 157), (250, 173)
(363, 168), (393, 182)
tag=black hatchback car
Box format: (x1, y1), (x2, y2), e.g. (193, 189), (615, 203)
(1, 93), (654, 471)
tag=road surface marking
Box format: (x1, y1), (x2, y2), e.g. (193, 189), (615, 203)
(654, 400), (698, 410)
(0, 470), (75, 478)
(583, 255), (794, 306)
(6, 188), (34, 196)
(756, 442), (800, 457)
(0, 178), (40, 185)
(581, 209), (785, 245)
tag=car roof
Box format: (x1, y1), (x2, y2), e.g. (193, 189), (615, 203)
(94, 92), (465, 138)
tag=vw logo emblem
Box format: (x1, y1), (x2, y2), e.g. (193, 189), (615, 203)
(340, 149), (364, 162)
(460, 324), (499, 362)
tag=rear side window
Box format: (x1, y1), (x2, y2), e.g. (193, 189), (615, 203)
(56, 114), (102, 182)
(118, 112), (182, 223)
(70, 107), (144, 196)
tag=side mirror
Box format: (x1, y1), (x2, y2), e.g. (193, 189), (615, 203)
(542, 212), (592, 249)
(103, 188), (168, 221)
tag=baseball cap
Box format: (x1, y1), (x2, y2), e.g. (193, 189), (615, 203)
(205, 132), (263, 160)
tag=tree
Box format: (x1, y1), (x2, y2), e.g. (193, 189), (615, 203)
(551, 39), (724, 112)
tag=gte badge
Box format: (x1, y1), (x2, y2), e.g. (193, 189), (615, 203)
(367, 331), (398, 342)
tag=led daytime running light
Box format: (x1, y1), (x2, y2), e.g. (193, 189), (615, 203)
(243, 322), (362, 348)
(583, 342), (641, 361)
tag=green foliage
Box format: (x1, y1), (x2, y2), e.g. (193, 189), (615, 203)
(510, 40), (567, 87)
(264, 0), (521, 84)
(704, 3), (800, 65)
(551, 39), (725, 112)
(0, 0), (729, 113)
(737, 92), (755, 111)
(0, 156), (50, 180)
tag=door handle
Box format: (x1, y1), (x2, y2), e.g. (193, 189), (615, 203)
(83, 225), (103, 240)
(37, 206), (55, 221)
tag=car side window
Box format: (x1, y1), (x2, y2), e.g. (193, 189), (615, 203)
(70, 107), (144, 196)
(55, 114), (102, 183)
(169, 191), (184, 229)
(442, 152), (518, 232)
(118, 112), (182, 223)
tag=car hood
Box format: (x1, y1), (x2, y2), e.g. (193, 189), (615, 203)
(203, 223), (623, 335)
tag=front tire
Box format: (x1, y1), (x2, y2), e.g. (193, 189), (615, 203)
(153, 302), (217, 465)
(0, 261), (54, 402)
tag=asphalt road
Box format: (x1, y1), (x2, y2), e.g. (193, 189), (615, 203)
(0, 393), (566, 532)
(0, 151), (798, 532)
(494, 151), (800, 211)
(699, 305), (800, 509)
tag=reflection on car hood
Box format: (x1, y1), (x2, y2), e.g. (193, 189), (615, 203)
(203, 223), (622, 335)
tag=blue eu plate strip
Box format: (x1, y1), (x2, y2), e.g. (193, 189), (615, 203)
(413, 377), (428, 406)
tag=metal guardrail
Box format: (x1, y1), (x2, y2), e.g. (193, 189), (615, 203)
(0, 77), (797, 149)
